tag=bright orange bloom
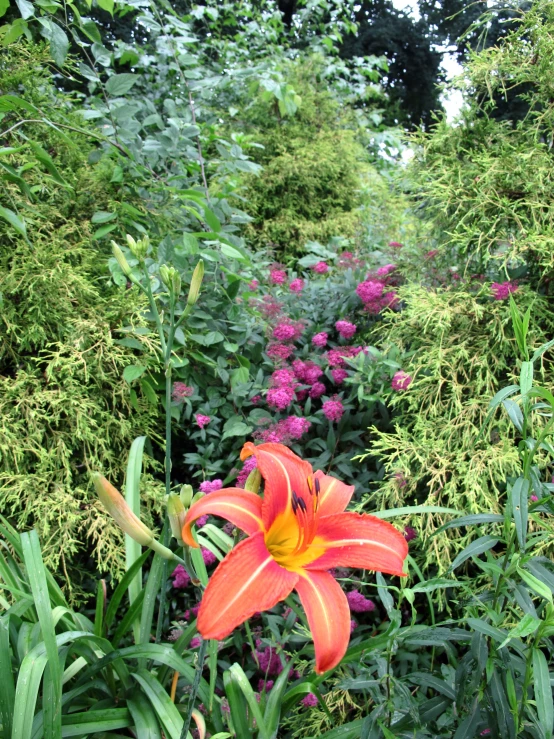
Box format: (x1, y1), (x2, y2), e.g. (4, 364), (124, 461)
(182, 442), (408, 673)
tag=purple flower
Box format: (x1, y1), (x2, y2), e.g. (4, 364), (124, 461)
(190, 636), (202, 648)
(269, 269), (287, 285)
(271, 368), (297, 387)
(331, 368), (348, 385)
(404, 526), (417, 542)
(346, 590), (376, 613)
(201, 547), (217, 566)
(350, 619), (357, 633)
(309, 382), (326, 399)
(237, 456), (257, 488)
(376, 264), (396, 277)
(283, 416), (311, 439)
(272, 323), (296, 341)
(289, 278), (304, 292)
(267, 386), (295, 410)
(301, 693), (319, 707)
(530, 494), (539, 502)
(425, 249), (438, 259)
(322, 397), (344, 422)
(195, 413), (211, 429)
(196, 515), (209, 527)
(258, 679), (274, 692)
(248, 279), (259, 290)
(394, 472), (407, 488)
(199, 479), (223, 494)
(388, 241), (403, 248)
(255, 643), (285, 675)
(491, 281), (518, 300)
(313, 261), (329, 274)
(266, 342), (294, 362)
(172, 382), (194, 401)
(172, 564), (191, 589)
(356, 280), (384, 304)
(311, 332), (328, 348)
(335, 319), (357, 339)
(392, 371), (412, 391)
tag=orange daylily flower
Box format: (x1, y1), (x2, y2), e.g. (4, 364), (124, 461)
(182, 442), (408, 674)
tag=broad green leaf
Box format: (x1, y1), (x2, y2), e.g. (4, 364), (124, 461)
(230, 366), (249, 389)
(498, 613), (540, 649)
(518, 567), (553, 604)
(0, 205), (27, 239)
(220, 243), (246, 261)
(511, 477), (529, 551)
(93, 223), (117, 239)
(533, 648), (553, 739)
(520, 360), (533, 395)
(91, 211), (117, 224)
(448, 535), (500, 573)
(221, 417), (252, 440)
(97, 0), (114, 14)
(29, 143), (71, 188)
(106, 73), (139, 96)
(48, 22), (69, 66)
(20, 530), (62, 738)
(15, 0), (34, 18)
(0, 0), (10, 18)
(131, 670), (182, 739)
(127, 689), (163, 738)
(123, 365), (147, 383)
(502, 398), (523, 432)
(202, 207), (221, 232)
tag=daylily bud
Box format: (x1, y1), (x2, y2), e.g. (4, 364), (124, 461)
(126, 234), (137, 251)
(180, 484), (193, 508)
(159, 265), (181, 295)
(159, 264), (171, 287)
(187, 260), (204, 306)
(167, 493), (186, 545)
(93, 472), (177, 560)
(191, 491), (204, 506)
(244, 467), (262, 494)
(112, 242), (132, 277)
(127, 234), (149, 261)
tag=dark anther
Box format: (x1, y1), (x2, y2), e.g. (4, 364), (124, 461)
(291, 490), (299, 514)
(297, 497), (307, 513)
(314, 478), (321, 496)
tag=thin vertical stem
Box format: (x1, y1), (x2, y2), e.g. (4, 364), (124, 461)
(180, 638), (208, 739)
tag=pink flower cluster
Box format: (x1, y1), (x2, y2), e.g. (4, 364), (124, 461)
(195, 413), (211, 428)
(301, 693), (318, 707)
(322, 396), (344, 422)
(269, 268), (287, 285)
(172, 382), (194, 401)
(255, 640), (286, 676)
(311, 331), (328, 348)
(356, 267), (400, 314)
(404, 526), (417, 542)
(491, 281), (518, 300)
(289, 278), (304, 292)
(236, 456), (257, 487)
(313, 261), (329, 274)
(331, 368), (348, 385)
(172, 564), (190, 589)
(199, 479), (223, 493)
(254, 415), (311, 444)
(202, 547), (217, 566)
(292, 360), (323, 385)
(272, 323), (296, 341)
(266, 342), (294, 362)
(258, 295), (284, 320)
(391, 371), (412, 391)
(326, 346), (363, 368)
(335, 319), (357, 339)
(376, 263), (396, 277)
(346, 590), (376, 613)
(388, 241), (403, 248)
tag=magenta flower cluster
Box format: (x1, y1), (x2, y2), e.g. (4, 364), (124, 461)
(346, 590), (376, 613)
(391, 371), (412, 391)
(195, 413), (211, 429)
(237, 456), (257, 488)
(254, 415), (311, 444)
(313, 261), (329, 274)
(322, 396), (345, 422)
(269, 268), (287, 285)
(289, 278), (304, 292)
(172, 382), (194, 401)
(311, 331), (328, 348)
(199, 479), (223, 494)
(491, 280), (518, 300)
(172, 564), (190, 589)
(335, 319), (357, 339)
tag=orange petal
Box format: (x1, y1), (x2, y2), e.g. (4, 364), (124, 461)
(295, 569), (350, 674)
(241, 442), (313, 529)
(307, 512), (408, 576)
(182, 488), (264, 547)
(314, 470), (354, 517)
(197, 532), (298, 640)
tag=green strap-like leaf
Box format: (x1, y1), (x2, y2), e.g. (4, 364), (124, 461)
(533, 647), (554, 739)
(126, 435), (147, 643)
(131, 670), (184, 739)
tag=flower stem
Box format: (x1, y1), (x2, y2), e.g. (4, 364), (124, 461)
(180, 638), (208, 739)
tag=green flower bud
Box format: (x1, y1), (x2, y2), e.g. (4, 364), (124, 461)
(159, 264), (171, 287)
(112, 242), (132, 277)
(244, 468), (262, 494)
(187, 260), (204, 306)
(167, 492), (186, 545)
(180, 484), (193, 508)
(127, 234), (150, 261)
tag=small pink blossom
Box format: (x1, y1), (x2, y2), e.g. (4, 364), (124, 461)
(313, 261), (329, 274)
(273, 323), (296, 341)
(311, 332), (328, 348)
(326, 346), (363, 368)
(251, 395), (262, 404)
(425, 249), (438, 259)
(404, 526), (417, 542)
(202, 547), (217, 566)
(172, 564), (190, 589)
(491, 281), (518, 300)
(267, 386), (296, 410)
(322, 396), (344, 422)
(190, 636), (202, 648)
(266, 342), (294, 362)
(195, 413), (211, 429)
(346, 590), (376, 612)
(172, 382), (194, 401)
(259, 295), (284, 319)
(388, 241), (403, 248)
(392, 371), (412, 391)
(376, 264), (397, 277)
(530, 494), (539, 502)
(199, 479), (223, 494)
(196, 515), (208, 527)
(184, 604), (200, 621)
(301, 693), (318, 707)
(271, 368), (297, 387)
(331, 368), (348, 385)
(394, 472), (407, 488)
(382, 290), (400, 310)
(350, 619), (357, 633)
(335, 320), (357, 339)
(248, 279), (259, 290)
(289, 278), (304, 292)
(258, 679), (274, 692)
(237, 456), (258, 488)
(269, 269), (287, 285)
(356, 280), (384, 304)
(309, 382), (326, 399)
